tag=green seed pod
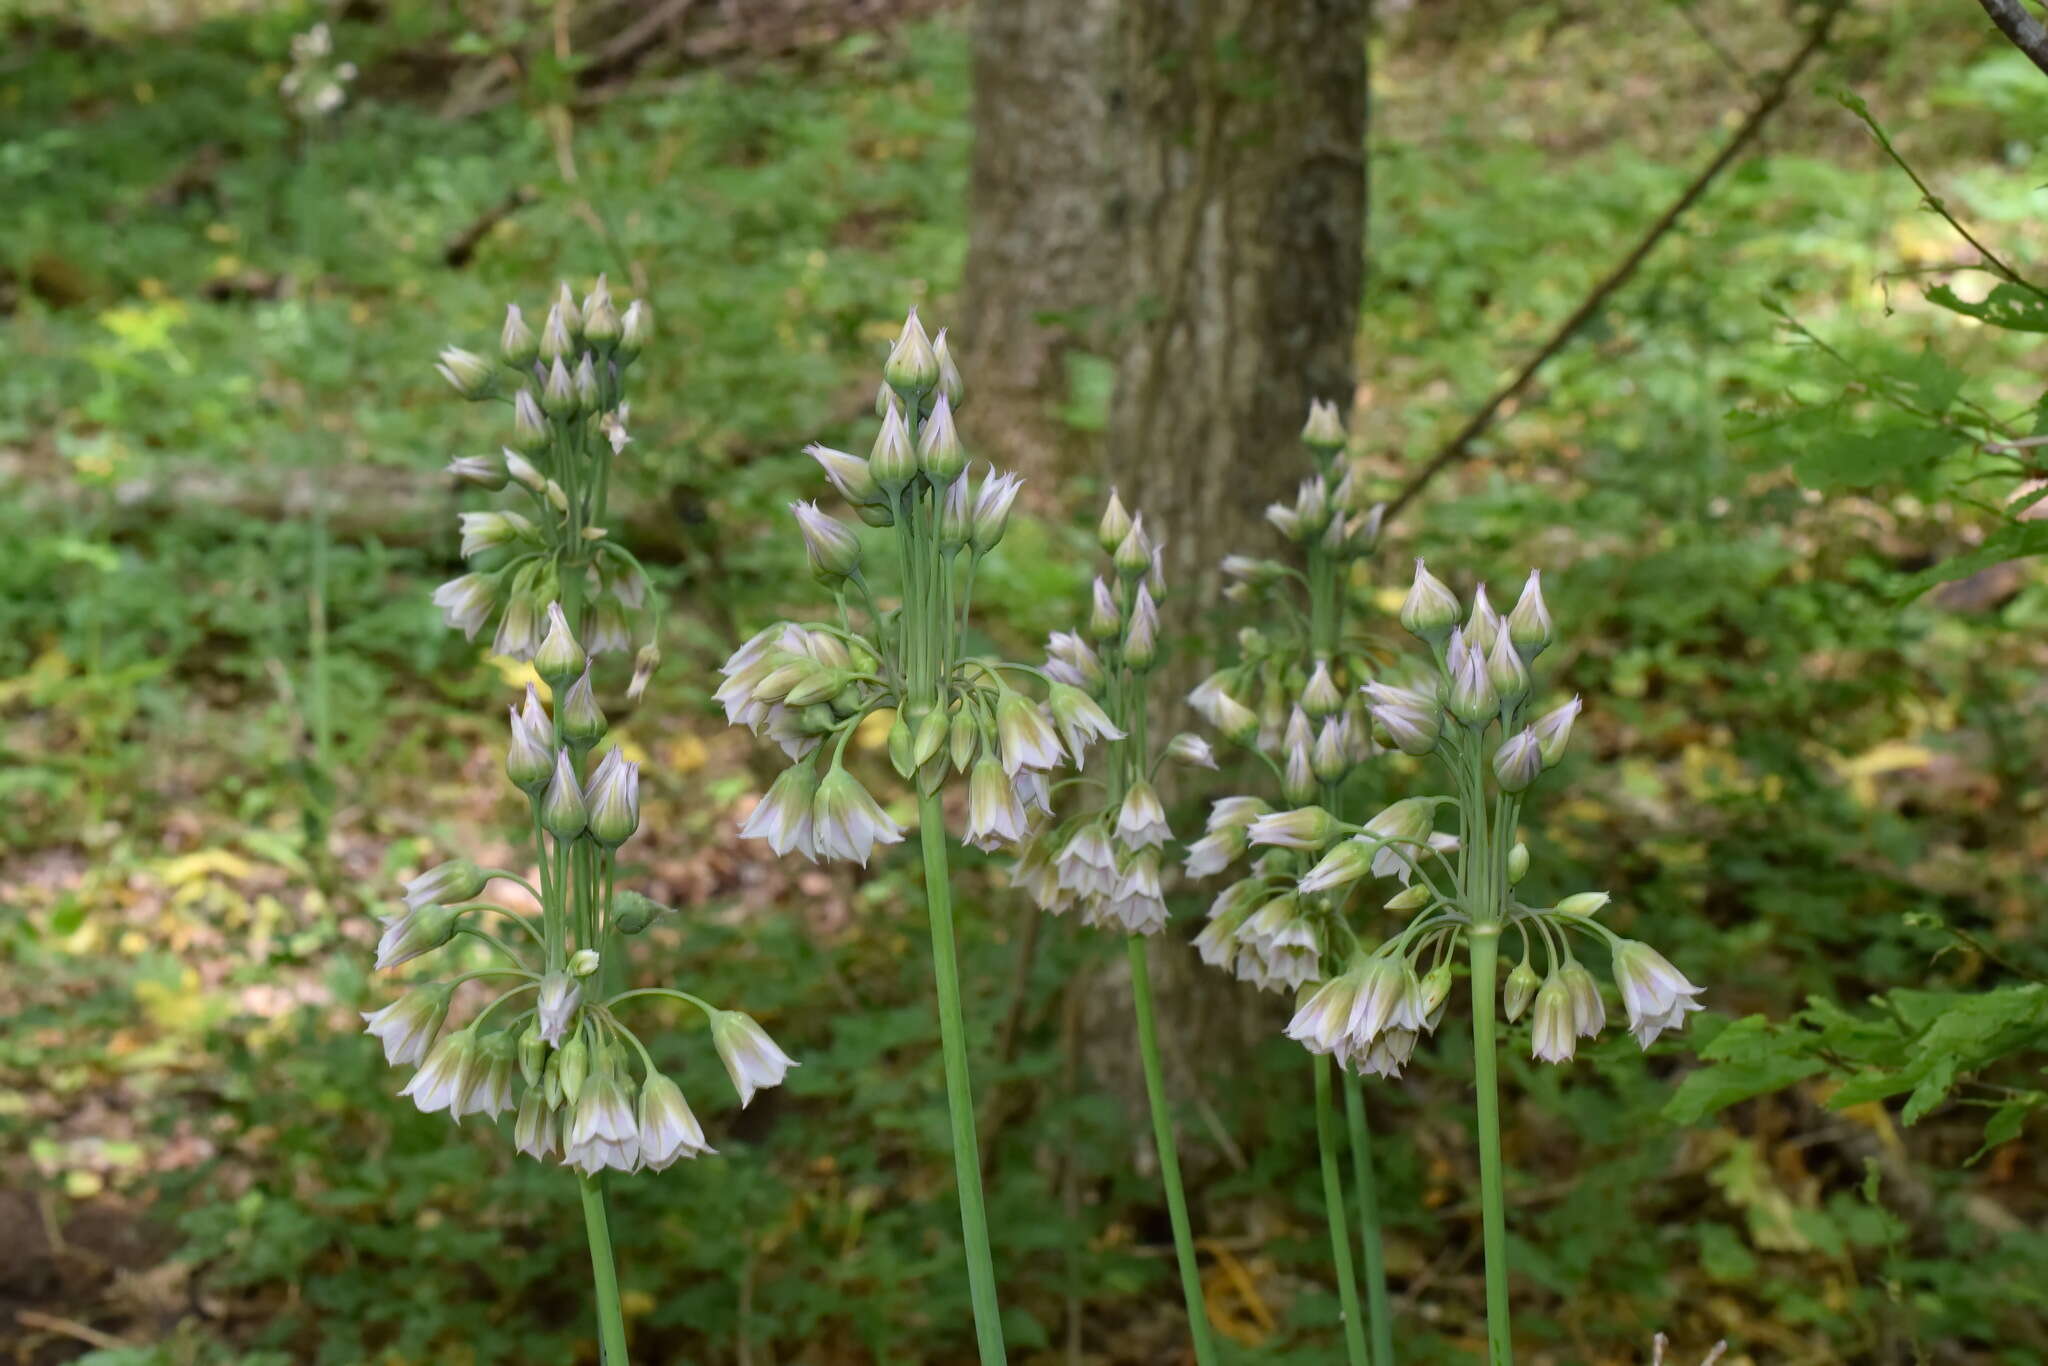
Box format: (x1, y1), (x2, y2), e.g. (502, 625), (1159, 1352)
(558, 1034), (589, 1107)
(949, 708), (978, 772)
(518, 1022), (547, 1087)
(912, 706), (949, 769)
(1502, 958), (1541, 1023)
(610, 888), (666, 935)
(1507, 842), (1530, 884)
(887, 711), (916, 780)
(1384, 883), (1431, 912)
(543, 1050), (564, 1108)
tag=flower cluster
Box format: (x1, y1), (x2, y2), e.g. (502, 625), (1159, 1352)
(365, 605), (796, 1173)
(719, 308), (1114, 862)
(1180, 403), (1390, 992)
(1008, 496), (1217, 935)
(1281, 560), (1703, 1074)
(431, 280), (661, 699)
(280, 22), (356, 120)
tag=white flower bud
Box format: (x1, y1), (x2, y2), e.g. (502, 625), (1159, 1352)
(1400, 559), (1460, 643)
(1508, 569), (1552, 659)
(883, 306), (940, 394)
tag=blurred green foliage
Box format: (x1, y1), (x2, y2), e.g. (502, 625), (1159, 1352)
(6, 0), (2048, 1362)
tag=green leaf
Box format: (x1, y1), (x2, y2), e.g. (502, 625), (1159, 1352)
(1662, 1015), (1826, 1124)
(1972, 1094), (2044, 1162)
(1793, 423), (1958, 491)
(1894, 519), (2048, 599)
(1926, 281), (2048, 332)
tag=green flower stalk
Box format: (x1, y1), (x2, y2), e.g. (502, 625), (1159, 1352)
(1284, 562), (1703, 1364)
(363, 298), (795, 1366)
(1181, 400), (1393, 1365)
(717, 308), (1072, 1366)
(279, 23), (357, 844)
(432, 278), (662, 691)
(1008, 500), (1220, 1365)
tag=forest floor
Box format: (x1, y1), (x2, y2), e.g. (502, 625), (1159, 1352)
(8, 0), (2048, 1363)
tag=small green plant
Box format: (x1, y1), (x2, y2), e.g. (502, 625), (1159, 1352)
(1007, 495), (1220, 1364)
(716, 308), (1105, 1365)
(1181, 400), (1395, 1364)
(279, 21), (356, 854)
(1280, 558), (1703, 1363)
(360, 284), (792, 1365)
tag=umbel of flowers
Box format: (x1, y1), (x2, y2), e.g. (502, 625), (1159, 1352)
(1179, 401), (1396, 1366)
(1283, 559), (1704, 1365)
(365, 295), (796, 1366)
(1008, 498), (1221, 1365)
(433, 277), (660, 695)
(716, 308), (1101, 1366)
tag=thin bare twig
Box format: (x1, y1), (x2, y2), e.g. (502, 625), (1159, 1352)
(442, 184), (538, 268)
(16, 1311), (135, 1353)
(1384, 0), (1847, 523)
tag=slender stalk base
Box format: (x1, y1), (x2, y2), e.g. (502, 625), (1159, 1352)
(1126, 935), (1218, 1366)
(1343, 1072), (1395, 1365)
(917, 792), (1008, 1365)
(1467, 928), (1514, 1365)
(578, 1173), (632, 1366)
(1315, 1054), (1372, 1366)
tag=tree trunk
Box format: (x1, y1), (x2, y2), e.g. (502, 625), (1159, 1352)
(1106, 0), (1367, 623)
(957, 0), (1121, 485)
(960, 0), (1370, 1177)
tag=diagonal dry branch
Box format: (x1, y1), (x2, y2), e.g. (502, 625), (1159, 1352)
(1382, 0), (1848, 524)
(1972, 0), (2048, 78)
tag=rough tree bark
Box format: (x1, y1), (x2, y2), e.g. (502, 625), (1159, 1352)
(960, 0), (1370, 1177)
(962, 0), (1366, 611)
(957, 0), (1120, 482)
(1105, 0), (1368, 622)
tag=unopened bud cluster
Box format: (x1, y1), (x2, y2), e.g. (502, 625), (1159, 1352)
(432, 280), (662, 700)
(720, 308), (1105, 864)
(1009, 496), (1213, 936)
(280, 23), (356, 120)
(1182, 402), (1392, 992)
(1279, 562), (1702, 1074)
(367, 299), (794, 1177)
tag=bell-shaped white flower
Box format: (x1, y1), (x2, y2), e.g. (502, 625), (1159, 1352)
(1611, 941), (1704, 1048)
(638, 1073), (714, 1170)
(712, 1011), (799, 1108)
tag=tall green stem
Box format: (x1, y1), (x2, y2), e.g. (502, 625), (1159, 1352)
(578, 1173), (632, 1366)
(917, 791), (1007, 1365)
(1467, 927), (1513, 1365)
(1126, 935), (1218, 1366)
(1343, 1072), (1395, 1365)
(1316, 1054), (1371, 1366)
